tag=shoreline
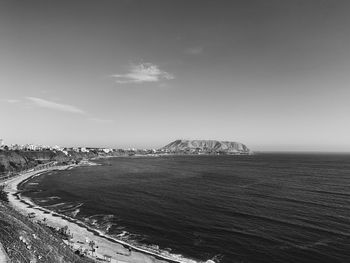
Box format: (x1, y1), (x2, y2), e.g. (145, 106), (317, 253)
(2, 164), (202, 263)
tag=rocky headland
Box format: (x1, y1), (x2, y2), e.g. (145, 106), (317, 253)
(161, 139), (251, 155)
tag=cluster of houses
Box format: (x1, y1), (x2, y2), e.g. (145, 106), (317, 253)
(0, 138), (163, 157)
(0, 138), (116, 153)
(67, 147), (114, 154)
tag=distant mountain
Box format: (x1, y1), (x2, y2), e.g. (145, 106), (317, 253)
(161, 139), (251, 154)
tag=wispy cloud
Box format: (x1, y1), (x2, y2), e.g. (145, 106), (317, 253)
(185, 46), (203, 55)
(26, 97), (85, 114)
(3, 99), (21, 103)
(112, 63), (174, 84)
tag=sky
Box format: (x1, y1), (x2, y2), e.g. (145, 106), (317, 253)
(1, 0), (350, 151)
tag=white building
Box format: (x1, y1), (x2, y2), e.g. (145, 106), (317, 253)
(52, 145), (64, 151)
(25, 144), (37, 151)
(102, 148), (112, 153)
(78, 147), (89, 153)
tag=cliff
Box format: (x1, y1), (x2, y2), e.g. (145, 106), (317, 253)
(0, 149), (129, 176)
(161, 139), (251, 154)
(0, 150), (70, 174)
(0, 151), (37, 174)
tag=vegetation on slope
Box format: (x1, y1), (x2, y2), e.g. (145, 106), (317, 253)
(0, 185), (8, 203)
(0, 201), (94, 263)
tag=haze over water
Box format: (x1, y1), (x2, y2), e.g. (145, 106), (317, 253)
(22, 153), (350, 263)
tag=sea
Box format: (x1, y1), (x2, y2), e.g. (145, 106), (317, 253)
(20, 153), (350, 263)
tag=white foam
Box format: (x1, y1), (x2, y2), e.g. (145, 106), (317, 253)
(71, 208), (80, 217)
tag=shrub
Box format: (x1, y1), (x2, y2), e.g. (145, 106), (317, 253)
(0, 185), (9, 203)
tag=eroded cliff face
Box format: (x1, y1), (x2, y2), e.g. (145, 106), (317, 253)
(0, 150), (70, 174)
(0, 150), (123, 175)
(0, 151), (34, 173)
(162, 139), (251, 153)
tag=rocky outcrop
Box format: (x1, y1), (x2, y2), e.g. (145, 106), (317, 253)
(161, 139), (251, 154)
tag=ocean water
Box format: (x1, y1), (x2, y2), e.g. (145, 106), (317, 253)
(21, 153), (350, 263)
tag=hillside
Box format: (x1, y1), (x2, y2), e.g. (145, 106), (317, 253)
(0, 201), (94, 263)
(0, 149), (123, 177)
(161, 139), (251, 154)
(0, 150), (70, 174)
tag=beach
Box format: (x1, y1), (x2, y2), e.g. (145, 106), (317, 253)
(2, 165), (195, 263)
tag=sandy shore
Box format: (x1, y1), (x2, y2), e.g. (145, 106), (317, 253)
(2, 165), (200, 263)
